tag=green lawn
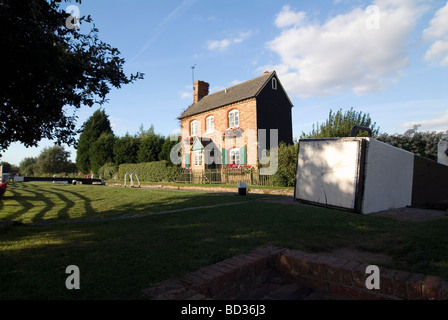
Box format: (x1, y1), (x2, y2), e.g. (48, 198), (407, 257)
(0, 182), (447, 299)
(0, 182), (262, 224)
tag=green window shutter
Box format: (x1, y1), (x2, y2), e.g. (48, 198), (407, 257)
(222, 148), (227, 166)
(240, 145), (247, 165)
(185, 154), (190, 167)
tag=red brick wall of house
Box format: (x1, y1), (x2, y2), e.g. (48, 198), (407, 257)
(181, 98), (258, 170)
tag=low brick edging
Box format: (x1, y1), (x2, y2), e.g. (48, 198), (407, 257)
(277, 249), (448, 300)
(142, 246), (448, 300)
(142, 246), (283, 300)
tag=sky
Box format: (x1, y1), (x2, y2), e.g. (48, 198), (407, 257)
(2, 0), (448, 166)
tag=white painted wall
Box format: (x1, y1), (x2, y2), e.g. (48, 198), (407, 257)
(296, 139), (361, 210)
(361, 139), (414, 214)
(438, 141), (448, 166)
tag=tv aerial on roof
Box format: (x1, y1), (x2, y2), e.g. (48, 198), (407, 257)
(191, 64), (197, 90)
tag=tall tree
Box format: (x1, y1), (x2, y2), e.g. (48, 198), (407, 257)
(90, 133), (116, 174)
(0, 161), (19, 174)
(137, 124), (155, 139)
(138, 134), (165, 163)
(113, 134), (140, 165)
(19, 157), (37, 176)
(159, 136), (181, 164)
(35, 145), (77, 175)
(0, 0), (143, 155)
(76, 109), (113, 173)
(301, 108), (380, 139)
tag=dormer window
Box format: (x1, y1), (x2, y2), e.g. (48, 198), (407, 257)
(228, 110), (239, 128)
(206, 116), (215, 134)
(190, 120), (198, 136)
(272, 78), (277, 90)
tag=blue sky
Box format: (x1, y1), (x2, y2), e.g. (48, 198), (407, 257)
(2, 0), (448, 166)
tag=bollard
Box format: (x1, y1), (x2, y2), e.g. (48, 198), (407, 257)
(238, 183), (247, 196)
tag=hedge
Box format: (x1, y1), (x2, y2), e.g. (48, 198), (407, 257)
(118, 161), (180, 182)
(98, 162), (118, 180)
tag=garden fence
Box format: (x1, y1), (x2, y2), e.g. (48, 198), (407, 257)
(175, 168), (277, 186)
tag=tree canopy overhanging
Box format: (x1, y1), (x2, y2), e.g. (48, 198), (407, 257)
(0, 0), (144, 155)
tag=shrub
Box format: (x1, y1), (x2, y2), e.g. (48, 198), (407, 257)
(377, 126), (448, 161)
(259, 142), (299, 187)
(118, 161), (181, 182)
(98, 162), (118, 180)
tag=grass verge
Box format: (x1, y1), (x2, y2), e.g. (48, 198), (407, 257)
(0, 182), (447, 299)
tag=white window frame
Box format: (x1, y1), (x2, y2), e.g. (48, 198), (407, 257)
(272, 77), (277, 90)
(228, 110), (239, 128)
(194, 151), (203, 166)
(230, 148), (240, 165)
(190, 120), (198, 137)
(205, 116), (215, 134)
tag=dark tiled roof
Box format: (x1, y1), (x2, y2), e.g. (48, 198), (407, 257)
(179, 71), (275, 119)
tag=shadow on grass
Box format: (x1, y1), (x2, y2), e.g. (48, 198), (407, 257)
(2, 187), (35, 221)
(1, 200), (448, 300)
(57, 188), (94, 218)
(95, 191), (263, 219)
(1, 183), (267, 224)
(28, 190), (55, 223)
(4, 187), (67, 222)
(2, 184), (91, 223)
(42, 189), (76, 220)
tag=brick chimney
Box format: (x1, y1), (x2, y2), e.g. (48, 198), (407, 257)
(194, 80), (209, 104)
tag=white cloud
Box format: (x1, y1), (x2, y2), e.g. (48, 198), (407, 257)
(275, 5), (306, 28)
(262, 0), (426, 97)
(206, 31), (252, 51)
(109, 116), (122, 131)
(206, 39), (231, 51)
(230, 80), (242, 86)
(423, 1), (448, 66)
(401, 109), (448, 131)
(233, 31), (253, 44)
(425, 39), (448, 66)
(423, 2), (448, 39)
(180, 91), (193, 100)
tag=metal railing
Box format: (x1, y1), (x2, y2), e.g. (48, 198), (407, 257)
(174, 169), (277, 186)
(124, 172), (141, 188)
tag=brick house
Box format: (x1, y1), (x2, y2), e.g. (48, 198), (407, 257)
(178, 71), (293, 171)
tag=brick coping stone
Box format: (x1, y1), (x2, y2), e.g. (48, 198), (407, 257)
(142, 246), (448, 300)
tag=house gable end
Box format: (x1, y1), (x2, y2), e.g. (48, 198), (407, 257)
(255, 72), (294, 146)
(255, 72), (294, 108)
